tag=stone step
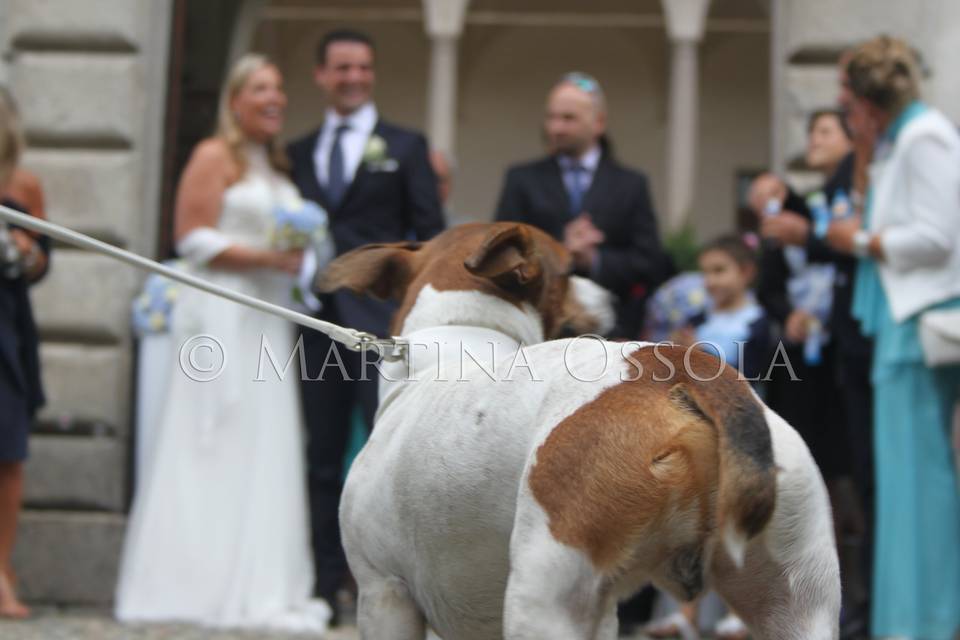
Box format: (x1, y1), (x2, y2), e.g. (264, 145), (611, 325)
(10, 51), (142, 148)
(37, 340), (133, 437)
(31, 250), (139, 344)
(24, 434), (128, 512)
(23, 148), (142, 248)
(13, 510), (126, 606)
(6, 0), (145, 52)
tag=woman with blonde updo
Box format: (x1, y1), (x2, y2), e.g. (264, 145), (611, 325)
(115, 55), (331, 631)
(828, 36), (960, 640)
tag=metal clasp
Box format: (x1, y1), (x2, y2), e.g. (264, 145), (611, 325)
(351, 332), (409, 363)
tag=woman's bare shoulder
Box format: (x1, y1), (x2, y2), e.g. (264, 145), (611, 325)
(191, 137), (233, 164)
(186, 137), (239, 183)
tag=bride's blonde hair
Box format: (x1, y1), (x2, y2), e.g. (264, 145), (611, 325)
(216, 53), (289, 176)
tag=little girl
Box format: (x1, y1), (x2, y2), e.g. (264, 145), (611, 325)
(674, 235), (770, 382)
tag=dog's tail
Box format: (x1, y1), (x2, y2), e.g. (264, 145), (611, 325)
(657, 346), (777, 567)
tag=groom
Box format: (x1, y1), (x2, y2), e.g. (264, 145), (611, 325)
(287, 29), (445, 615)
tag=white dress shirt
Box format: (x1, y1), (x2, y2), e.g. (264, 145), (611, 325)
(313, 102), (379, 190)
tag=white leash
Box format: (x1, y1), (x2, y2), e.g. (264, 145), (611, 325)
(0, 203), (408, 362)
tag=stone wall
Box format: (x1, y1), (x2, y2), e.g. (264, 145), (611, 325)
(774, 0), (960, 171)
(1, 0), (172, 605)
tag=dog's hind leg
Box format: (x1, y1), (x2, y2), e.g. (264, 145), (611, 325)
(357, 576), (426, 640)
(503, 502), (612, 640)
(710, 408), (841, 640)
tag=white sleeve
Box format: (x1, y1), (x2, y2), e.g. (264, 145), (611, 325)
(175, 227), (233, 267)
(880, 135), (960, 272)
(294, 232), (336, 313)
(296, 248), (323, 312)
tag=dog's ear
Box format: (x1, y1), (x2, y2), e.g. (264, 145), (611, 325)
(464, 225), (543, 296)
(317, 241), (422, 301)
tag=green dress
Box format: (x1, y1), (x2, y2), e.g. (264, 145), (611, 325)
(852, 101), (960, 639)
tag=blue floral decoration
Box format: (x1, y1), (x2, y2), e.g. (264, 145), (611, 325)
(132, 260), (186, 337)
(644, 272), (710, 342)
(271, 199), (330, 251)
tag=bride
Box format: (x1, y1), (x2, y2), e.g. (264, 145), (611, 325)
(115, 54), (329, 631)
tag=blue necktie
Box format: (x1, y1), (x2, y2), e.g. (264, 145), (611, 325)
(567, 163), (585, 216)
(326, 123), (350, 208)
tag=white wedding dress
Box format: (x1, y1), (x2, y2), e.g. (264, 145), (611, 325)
(115, 146), (329, 632)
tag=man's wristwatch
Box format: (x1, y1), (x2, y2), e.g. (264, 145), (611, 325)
(852, 229), (871, 258)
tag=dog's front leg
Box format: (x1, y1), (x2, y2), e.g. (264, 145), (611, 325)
(356, 576), (426, 640)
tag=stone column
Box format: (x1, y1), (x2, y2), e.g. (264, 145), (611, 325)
(768, 0), (787, 176)
(422, 0), (470, 157)
(661, 0), (711, 232)
(5, 0), (173, 605)
(228, 0), (268, 65)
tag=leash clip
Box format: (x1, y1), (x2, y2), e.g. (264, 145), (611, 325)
(350, 331), (409, 363)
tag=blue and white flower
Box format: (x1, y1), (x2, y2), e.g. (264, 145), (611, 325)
(270, 195), (330, 251)
(132, 260), (187, 336)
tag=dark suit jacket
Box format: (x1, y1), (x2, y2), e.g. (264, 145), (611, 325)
(805, 153), (871, 359)
(756, 154), (870, 358)
(494, 152), (667, 334)
(756, 189), (812, 328)
(287, 118), (445, 337)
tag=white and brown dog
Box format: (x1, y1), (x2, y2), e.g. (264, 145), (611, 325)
(319, 223), (840, 640)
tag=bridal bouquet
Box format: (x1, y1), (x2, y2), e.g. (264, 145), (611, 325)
(270, 196), (330, 251)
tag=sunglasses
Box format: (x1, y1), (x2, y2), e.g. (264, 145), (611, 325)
(563, 72), (600, 95)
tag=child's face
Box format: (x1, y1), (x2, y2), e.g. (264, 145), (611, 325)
(699, 249), (752, 309)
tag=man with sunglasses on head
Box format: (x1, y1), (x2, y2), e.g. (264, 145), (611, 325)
(495, 72), (668, 337)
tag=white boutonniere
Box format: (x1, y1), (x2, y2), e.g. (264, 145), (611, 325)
(362, 134), (399, 172)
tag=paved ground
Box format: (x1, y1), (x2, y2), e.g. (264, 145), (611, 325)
(0, 608), (662, 639)
(0, 608), (360, 640)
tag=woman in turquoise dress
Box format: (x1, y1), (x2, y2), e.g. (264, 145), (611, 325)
(828, 36), (960, 639)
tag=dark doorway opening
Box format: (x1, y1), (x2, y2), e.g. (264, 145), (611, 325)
(157, 0), (245, 259)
